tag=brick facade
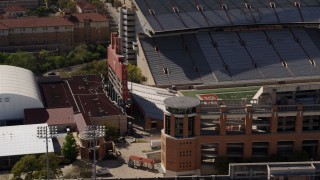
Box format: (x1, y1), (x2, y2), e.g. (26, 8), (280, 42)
(162, 103), (320, 176)
(0, 13), (109, 52)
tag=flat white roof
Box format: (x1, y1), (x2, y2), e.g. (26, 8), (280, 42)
(0, 123), (54, 157)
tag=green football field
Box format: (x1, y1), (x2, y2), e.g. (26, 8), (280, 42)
(179, 86), (260, 100)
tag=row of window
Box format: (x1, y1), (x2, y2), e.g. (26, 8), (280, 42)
(179, 161), (192, 168)
(179, 150), (192, 157)
(0, 97), (10, 102)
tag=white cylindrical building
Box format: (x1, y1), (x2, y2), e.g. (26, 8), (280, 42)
(0, 65), (44, 122)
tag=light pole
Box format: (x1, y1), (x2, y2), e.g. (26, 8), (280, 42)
(83, 125), (105, 180)
(36, 126), (57, 180)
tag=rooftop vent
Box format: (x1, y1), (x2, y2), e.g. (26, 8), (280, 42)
(194, 67), (199, 72)
(294, 1), (301, 8)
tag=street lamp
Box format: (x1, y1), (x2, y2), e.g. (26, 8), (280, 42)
(83, 125), (105, 180)
(36, 126), (57, 180)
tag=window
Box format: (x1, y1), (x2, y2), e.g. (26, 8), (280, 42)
(188, 117), (194, 137)
(4, 97), (9, 102)
(165, 115), (171, 135)
(175, 117), (184, 137)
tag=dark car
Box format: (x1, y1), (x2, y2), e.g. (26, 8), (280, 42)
(96, 168), (111, 177)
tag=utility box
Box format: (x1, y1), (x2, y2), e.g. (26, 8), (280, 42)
(150, 139), (161, 149)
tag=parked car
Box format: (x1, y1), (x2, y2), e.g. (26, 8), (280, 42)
(96, 168), (111, 176)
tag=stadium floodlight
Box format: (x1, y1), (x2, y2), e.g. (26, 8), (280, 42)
(83, 125), (105, 180)
(36, 126), (58, 180)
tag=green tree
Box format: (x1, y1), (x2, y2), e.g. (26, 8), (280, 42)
(127, 64), (144, 83)
(11, 155), (38, 178)
(0, 52), (8, 64)
(5, 52), (38, 73)
(11, 153), (62, 179)
(104, 123), (120, 141)
(61, 132), (79, 162)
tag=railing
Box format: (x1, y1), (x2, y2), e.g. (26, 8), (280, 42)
(303, 104), (320, 111)
(277, 105), (298, 111)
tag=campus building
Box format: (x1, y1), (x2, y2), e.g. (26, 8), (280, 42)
(0, 13), (109, 52)
(0, 0), (39, 13)
(161, 83), (320, 176)
(110, 0), (320, 176)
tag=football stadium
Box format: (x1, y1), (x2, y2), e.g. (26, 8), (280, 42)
(111, 0), (320, 177)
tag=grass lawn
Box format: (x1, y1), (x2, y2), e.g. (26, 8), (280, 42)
(180, 86), (260, 100)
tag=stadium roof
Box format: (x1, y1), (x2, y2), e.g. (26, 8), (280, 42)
(129, 82), (174, 120)
(134, 0), (320, 34)
(0, 65), (42, 101)
(0, 123), (54, 157)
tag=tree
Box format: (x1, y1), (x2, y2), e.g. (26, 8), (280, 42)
(127, 64), (144, 83)
(11, 153), (62, 179)
(61, 132), (79, 162)
(5, 52), (37, 73)
(104, 123), (120, 141)
(11, 155), (38, 178)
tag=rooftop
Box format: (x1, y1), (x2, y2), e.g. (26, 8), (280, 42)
(24, 107), (74, 126)
(0, 123), (54, 157)
(163, 96), (200, 109)
(129, 82), (174, 120)
(4, 5), (25, 12)
(40, 75), (124, 128)
(134, 0), (320, 34)
(0, 16), (74, 28)
(70, 13), (108, 23)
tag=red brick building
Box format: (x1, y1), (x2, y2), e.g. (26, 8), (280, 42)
(161, 84), (320, 176)
(0, 13), (109, 52)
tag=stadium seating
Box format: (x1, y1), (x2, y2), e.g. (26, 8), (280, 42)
(139, 26), (320, 86)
